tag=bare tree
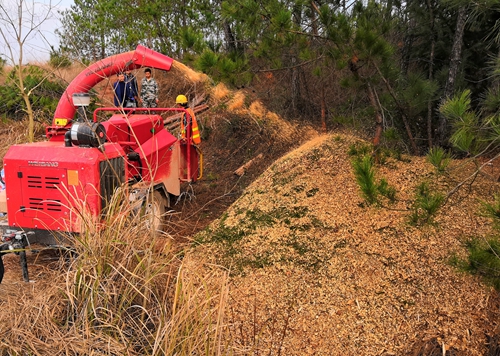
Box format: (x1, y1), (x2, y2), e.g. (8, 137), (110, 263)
(0, 0), (56, 142)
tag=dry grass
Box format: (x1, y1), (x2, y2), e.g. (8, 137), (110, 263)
(248, 101), (266, 118)
(171, 61), (209, 83)
(0, 119), (46, 165)
(0, 185), (230, 355)
(0, 81), (233, 352)
(213, 83), (230, 101)
(37, 62), (87, 85)
(227, 92), (246, 113)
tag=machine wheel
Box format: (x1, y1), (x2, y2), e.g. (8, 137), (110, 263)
(143, 190), (167, 236)
(0, 256), (4, 284)
(0, 243), (12, 284)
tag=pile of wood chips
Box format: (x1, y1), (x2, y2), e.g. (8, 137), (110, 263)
(191, 133), (500, 355)
(1, 120), (500, 355)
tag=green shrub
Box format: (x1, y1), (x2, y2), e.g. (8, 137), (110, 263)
(352, 156), (397, 206)
(409, 182), (444, 225)
(480, 194), (500, 229)
(352, 156), (378, 205)
(453, 195), (500, 291)
(0, 65), (65, 121)
(461, 237), (500, 290)
(377, 178), (396, 203)
(348, 143), (372, 157)
(49, 47), (72, 68)
(427, 147), (451, 174)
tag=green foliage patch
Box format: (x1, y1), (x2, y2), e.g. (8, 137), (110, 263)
(0, 65), (65, 121)
(351, 155), (397, 206)
(451, 237), (500, 291)
(409, 182), (444, 226)
(427, 147), (452, 175)
(466, 237), (500, 290)
(49, 47), (72, 68)
(451, 195), (500, 291)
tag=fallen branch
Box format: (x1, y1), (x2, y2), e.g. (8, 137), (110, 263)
(234, 154), (263, 176)
(164, 104), (209, 125)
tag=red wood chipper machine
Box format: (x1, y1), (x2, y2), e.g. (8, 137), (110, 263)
(0, 45), (202, 282)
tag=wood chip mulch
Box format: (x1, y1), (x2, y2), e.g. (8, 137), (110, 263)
(191, 133), (500, 355)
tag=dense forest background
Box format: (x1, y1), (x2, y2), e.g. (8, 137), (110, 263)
(50, 0), (500, 155)
(0, 0), (499, 156)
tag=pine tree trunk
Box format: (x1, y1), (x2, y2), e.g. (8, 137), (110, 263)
(400, 0), (414, 77)
(367, 83), (383, 158)
(291, 4), (303, 115)
(437, 5), (467, 146)
(444, 6), (467, 98)
(224, 22), (236, 53)
(291, 58), (300, 114)
(373, 63), (419, 154)
(426, 0), (436, 149)
(321, 85), (326, 133)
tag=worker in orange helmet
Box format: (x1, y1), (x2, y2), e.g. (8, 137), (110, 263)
(176, 94), (201, 145)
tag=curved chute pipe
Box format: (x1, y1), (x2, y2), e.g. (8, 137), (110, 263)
(53, 45), (174, 124)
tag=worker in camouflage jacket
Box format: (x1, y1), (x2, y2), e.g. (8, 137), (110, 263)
(140, 68), (159, 108)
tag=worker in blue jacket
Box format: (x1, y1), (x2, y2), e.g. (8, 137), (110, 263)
(113, 72), (137, 108)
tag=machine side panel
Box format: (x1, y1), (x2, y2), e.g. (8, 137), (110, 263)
(102, 115), (130, 144)
(138, 129), (180, 195)
(128, 114), (165, 149)
(3, 142), (125, 233)
(19, 166), (69, 219)
(103, 114), (165, 149)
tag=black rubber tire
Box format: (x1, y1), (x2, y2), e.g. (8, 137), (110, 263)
(0, 256), (4, 284)
(144, 190), (167, 236)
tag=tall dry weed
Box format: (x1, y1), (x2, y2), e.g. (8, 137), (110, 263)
(213, 83), (230, 101)
(171, 61), (208, 83)
(227, 92), (246, 113)
(0, 183), (230, 355)
(0, 119), (46, 165)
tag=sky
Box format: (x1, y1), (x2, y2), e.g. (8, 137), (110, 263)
(0, 0), (74, 64)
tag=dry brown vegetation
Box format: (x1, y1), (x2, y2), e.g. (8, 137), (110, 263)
(1, 62), (500, 355)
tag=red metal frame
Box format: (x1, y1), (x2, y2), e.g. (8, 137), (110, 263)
(2, 46), (201, 236)
(3, 141), (126, 232)
(95, 107), (198, 183)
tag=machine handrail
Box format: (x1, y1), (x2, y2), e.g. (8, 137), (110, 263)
(92, 107), (187, 123)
